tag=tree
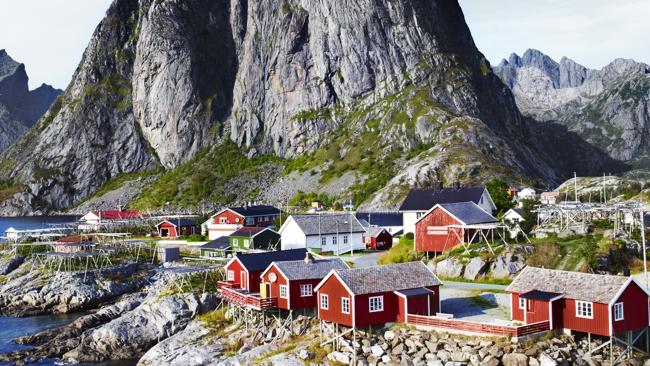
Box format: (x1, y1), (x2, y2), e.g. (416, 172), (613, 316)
(519, 198), (539, 235)
(485, 178), (514, 217)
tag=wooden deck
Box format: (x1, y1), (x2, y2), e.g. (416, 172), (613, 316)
(406, 314), (549, 338)
(218, 286), (278, 310)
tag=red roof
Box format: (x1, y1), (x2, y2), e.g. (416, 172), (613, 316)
(92, 210), (142, 220)
(57, 235), (92, 244)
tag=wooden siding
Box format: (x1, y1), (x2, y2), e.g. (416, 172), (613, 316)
(225, 260), (246, 289)
(248, 270), (262, 293)
(157, 222), (178, 238)
(511, 293), (525, 322)
(612, 282), (649, 335)
(415, 207), (463, 252)
(354, 292), (400, 328)
(365, 231), (393, 250)
(213, 210), (244, 225)
(560, 299), (610, 336)
(316, 275), (354, 327)
(407, 314), (549, 337)
(289, 279), (321, 310)
(526, 298), (551, 324)
(261, 264), (288, 308)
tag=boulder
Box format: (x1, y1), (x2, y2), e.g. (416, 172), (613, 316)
(0, 256), (24, 275)
(540, 353), (558, 366)
(490, 253), (525, 278)
(384, 330), (396, 341)
(464, 257), (488, 280)
(328, 351), (351, 365)
(371, 344), (384, 357)
(502, 352), (528, 366)
(436, 258), (464, 278)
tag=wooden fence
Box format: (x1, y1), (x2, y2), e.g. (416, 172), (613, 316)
(407, 314), (549, 337)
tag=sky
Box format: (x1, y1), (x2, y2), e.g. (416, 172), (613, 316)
(0, 1), (648, 90)
(460, 0), (650, 69)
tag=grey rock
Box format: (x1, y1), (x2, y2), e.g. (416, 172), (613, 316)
(436, 258), (464, 278)
(0, 255), (24, 275)
(490, 253), (525, 278)
(371, 344), (385, 357)
(502, 353), (528, 366)
(328, 351), (351, 365)
(540, 353), (558, 366)
(463, 257), (488, 280)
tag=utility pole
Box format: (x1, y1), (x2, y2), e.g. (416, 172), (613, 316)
(574, 172), (578, 202)
(350, 212), (354, 256)
(641, 210), (647, 288)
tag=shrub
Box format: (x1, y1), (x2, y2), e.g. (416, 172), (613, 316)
(404, 232), (414, 240)
(378, 238), (418, 265)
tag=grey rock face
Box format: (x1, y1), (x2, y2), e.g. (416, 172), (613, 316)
(435, 258), (464, 278)
(490, 253), (525, 279)
(463, 257), (487, 281)
(0, 50), (61, 151)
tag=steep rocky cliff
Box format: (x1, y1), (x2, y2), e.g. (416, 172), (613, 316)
(0, 50), (61, 152)
(494, 49), (650, 166)
(0, 1), (618, 214)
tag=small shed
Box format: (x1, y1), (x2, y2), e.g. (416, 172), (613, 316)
(229, 227), (280, 252)
(363, 227), (393, 250)
(200, 237), (231, 258)
(157, 247), (180, 262)
(156, 219), (197, 238)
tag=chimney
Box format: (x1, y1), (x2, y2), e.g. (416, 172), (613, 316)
(304, 251), (313, 264)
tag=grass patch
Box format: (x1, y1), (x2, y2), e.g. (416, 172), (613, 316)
(197, 308), (231, 337)
(252, 343), (299, 364)
(378, 238), (419, 265)
(438, 275), (512, 286)
(305, 342), (331, 366)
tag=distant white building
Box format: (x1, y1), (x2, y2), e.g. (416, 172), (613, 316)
(279, 213), (366, 255)
(540, 191), (560, 205)
(503, 208), (525, 223)
(517, 187), (537, 201)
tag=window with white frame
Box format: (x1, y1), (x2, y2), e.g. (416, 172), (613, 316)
(342, 297), (350, 314)
(519, 298), (525, 310)
(576, 301), (593, 319)
(243, 239), (250, 248)
(227, 270), (234, 281)
(614, 302), (624, 321)
(280, 285), (288, 298)
(233, 239), (239, 247)
(219, 217), (227, 224)
(246, 218), (254, 225)
(320, 294), (329, 309)
(343, 235), (348, 244)
(321, 236), (326, 246)
(300, 284), (312, 297)
(369, 296), (384, 312)
(332, 236), (337, 245)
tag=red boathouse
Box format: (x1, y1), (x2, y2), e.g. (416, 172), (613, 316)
(507, 267), (650, 337)
(363, 227), (393, 250)
(155, 219), (197, 238)
(314, 261), (441, 328)
(260, 254), (348, 310)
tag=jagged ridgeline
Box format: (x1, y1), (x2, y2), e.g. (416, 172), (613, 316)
(0, 0), (619, 214)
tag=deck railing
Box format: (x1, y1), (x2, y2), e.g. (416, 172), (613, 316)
(406, 314), (549, 337)
(218, 286), (278, 310)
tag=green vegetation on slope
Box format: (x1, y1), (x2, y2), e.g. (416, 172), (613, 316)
(485, 178), (515, 217)
(378, 237), (419, 265)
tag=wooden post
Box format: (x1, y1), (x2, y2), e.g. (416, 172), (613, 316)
(610, 336), (614, 365)
(353, 327), (357, 366)
(588, 333), (591, 354)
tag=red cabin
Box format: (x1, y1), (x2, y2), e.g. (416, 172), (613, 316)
(363, 227), (393, 250)
(314, 262), (441, 328)
(415, 202), (497, 253)
(219, 249), (307, 293)
(260, 255), (348, 310)
(507, 267), (650, 337)
(155, 219), (197, 238)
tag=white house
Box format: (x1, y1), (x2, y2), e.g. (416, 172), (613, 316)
(503, 208), (525, 223)
(279, 213), (366, 255)
(399, 186), (496, 234)
(78, 210), (143, 231)
(201, 205), (280, 240)
(540, 191), (560, 205)
(517, 187), (537, 201)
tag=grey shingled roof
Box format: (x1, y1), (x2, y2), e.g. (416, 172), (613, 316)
(507, 266), (631, 303)
(273, 258), (349, 281)
(334, 262), (441, 295)
(291, 214), (366, 235)
(365, 226), (389, 237)
(439, 202), (497, 225)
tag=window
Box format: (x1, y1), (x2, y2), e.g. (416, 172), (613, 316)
(332, 236), (337, 245)
(227, 270), (234, 281)
(264, 216), (269, 222)
(219, 217), (227, 224)
(343, 235), (348, 244)
(233, 239), (239, 247)
(416, 212), (423, 219)
(576, 301), (593, 319)
(614, 303), (624, 321)
(369, 296), (384, 312)
(342, 297), (350, 314)
(246, 218), (254, 225)
(320, 294), (329, 310)
(519, 298), (525, 309)
(280, 285), (288, 298)
(300, 284), (313, 297)
(243, 239), (250, 248)
(321, 236), (327, 246)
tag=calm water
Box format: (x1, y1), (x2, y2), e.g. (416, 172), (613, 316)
(0, 216), (136, 366)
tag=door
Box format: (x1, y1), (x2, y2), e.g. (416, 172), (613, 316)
(261, 283), (269, 298)
(161, 228), (169, 237)
(240, 272), (247, 291)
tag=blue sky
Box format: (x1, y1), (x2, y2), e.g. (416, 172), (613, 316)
(0, 0), (648, 90)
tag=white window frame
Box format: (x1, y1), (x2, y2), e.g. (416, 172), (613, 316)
(576, 301), (593, 319)
(342, 297), (350, 314)
(320, 294), (329, 310)
(321, 236), (326, 246)
(219, 217), (227, 224)
(233, 238), (239, 246)
(245, 217), (254, 225)
(243, 239), (250, 248)
(332, 236), (337, 245)
(519, 297), (525, 310)
(369, 296), (384, 313)
(240, 272), (246, 287)
(279, 285), (288, 299)
(227, 270), (234, 281)
(614, 302), (624, 321)
(300, 284), (313, 297)
(343, 235), (348, 244)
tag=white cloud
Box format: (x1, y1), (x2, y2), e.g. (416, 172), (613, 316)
(459, 0), (650, 69)
(0, 0), (113, 89)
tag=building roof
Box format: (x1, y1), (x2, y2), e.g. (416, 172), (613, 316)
(89, 210), (142, 220)
(519, 290), (562, 301)
(365, 226), (389, 237)
(395, 288), (433, 297)
(436, 202), (497, 225)
(506, 266), (634, 304)
(505, 208), (524, 218)
(399, 186), (488, 211)
(57, 235), (92, 244)
(355, 212), (403, 227)
(230, 226), (273, 237)
(271, 258), (349, 281)
(201, 237), (231, 250)
(229, 205), (281, 217)
(329, 261), (441, 295)
(157, 218), (197, 227)
(289, 214), (366, 235)
(234, 248), (307, 271)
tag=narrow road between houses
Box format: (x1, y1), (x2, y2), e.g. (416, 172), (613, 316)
(442, 281), (508, 291)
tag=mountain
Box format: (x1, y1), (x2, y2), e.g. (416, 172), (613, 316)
(494, 49), (650, 166)
(0, 50), (62, 151)
(0, 0), (619, 214)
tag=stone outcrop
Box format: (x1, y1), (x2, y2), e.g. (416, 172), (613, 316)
(494, 49), (650, 167)
(0, 1), (620, 214)
(0, 49), (61, 151)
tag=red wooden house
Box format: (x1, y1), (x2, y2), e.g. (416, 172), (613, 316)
(155, 219), (197, 238)
(314, 262), (442, 328)
(507, 267), (650, 337)
(204, 205), (281, 240)
(260, 254), (348, 310)
(415, 202), (497, 253)
(217, 249), (307, 310)
(363, 227), (393, 250)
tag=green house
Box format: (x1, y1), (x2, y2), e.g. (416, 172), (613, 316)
(200, 237), (231, 258)
(229, 227), (280, 252)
